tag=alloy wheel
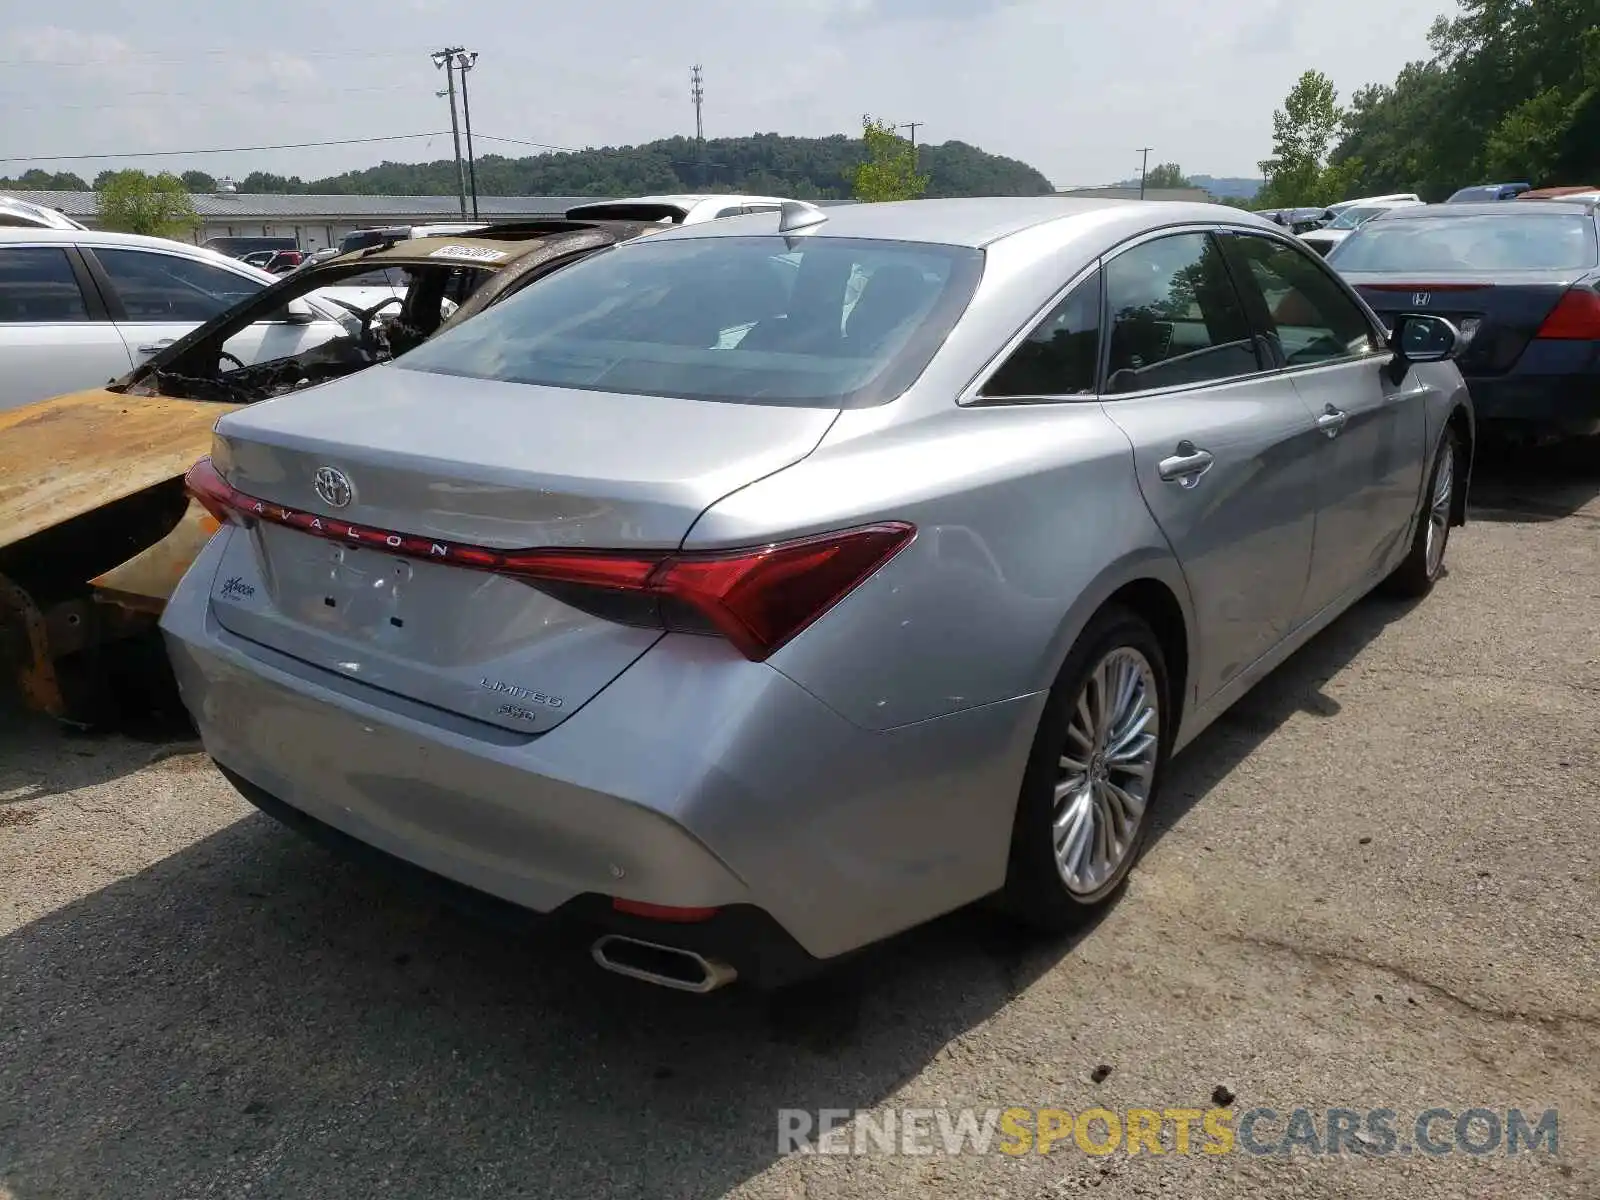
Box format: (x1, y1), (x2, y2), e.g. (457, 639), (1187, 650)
(1052, 647), (1160, 896)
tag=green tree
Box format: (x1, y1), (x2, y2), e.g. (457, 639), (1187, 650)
(180, 170), (217, 192)
(1257, 70), (1351, 207)
(94, 170), (200, 238)
(852, 116), (930, 202)
(0, 168), (90, 190)
(1143, 162), (1191, 189)
(1331, 0), (1600, 197)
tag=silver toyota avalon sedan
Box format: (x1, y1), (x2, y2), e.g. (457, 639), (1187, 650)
(161, 197), (1473, 992)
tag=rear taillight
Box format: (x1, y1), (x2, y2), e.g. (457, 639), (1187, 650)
(1536, 287), (1600, 339)
(181, 455), (915, 661)
(185, 457), (243, 527)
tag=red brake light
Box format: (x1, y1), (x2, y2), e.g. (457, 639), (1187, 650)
(183, 455), (915, 661)
(1536, 287), (1600, 339)
(184, 457), (241, 526)
(651, 525), (915, 660)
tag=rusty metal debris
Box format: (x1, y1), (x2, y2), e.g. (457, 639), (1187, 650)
(0, 571), (65, 718)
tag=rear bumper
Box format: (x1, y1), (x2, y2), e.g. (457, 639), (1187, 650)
(1466, 371), (1600, 435)
(220, 764), (823, 987)
(161, 530), (1043, 968)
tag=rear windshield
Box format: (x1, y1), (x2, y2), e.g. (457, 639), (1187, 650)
(1331, 213), (1599, 272)
(397, 234), (985, 407)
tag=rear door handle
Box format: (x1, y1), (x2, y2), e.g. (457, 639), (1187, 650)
(1157, 441), (1215, 488)
(1316, 406), (1349, 437)
(136, 339), (175, 355)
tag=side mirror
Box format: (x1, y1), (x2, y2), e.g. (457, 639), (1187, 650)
(282, 297), (316, 324)
(1386, 313), (1460, 382)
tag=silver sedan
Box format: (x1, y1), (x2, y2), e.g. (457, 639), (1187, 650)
(161, 197), (1473, 991)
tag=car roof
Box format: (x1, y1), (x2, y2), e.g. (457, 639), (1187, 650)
(0, 226), (279, 281)
(0, 226), (226, 251)
(1372, 199), (1598, 221)
(0, 196), (86, 230)
(637, 196), (1278, 249)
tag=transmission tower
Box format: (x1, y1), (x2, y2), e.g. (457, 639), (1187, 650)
(690, 64), (706, 187)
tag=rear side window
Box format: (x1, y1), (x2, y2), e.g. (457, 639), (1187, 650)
(981, 269), (1102, 398)
(95, 248), (264, 321)
(1225, 234), (1379, 364)
(1331, 214), (1598, 272)
(0, 247), (90, 322)
(399, 235), (985, 408)
(1103, 232), (1260, 393)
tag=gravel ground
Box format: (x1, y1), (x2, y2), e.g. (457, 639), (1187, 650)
(1, 442), (1596, 1200)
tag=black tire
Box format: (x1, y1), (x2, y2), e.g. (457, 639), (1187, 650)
(1382, 425), (1459, 599)
(998, 605), (1171, 934)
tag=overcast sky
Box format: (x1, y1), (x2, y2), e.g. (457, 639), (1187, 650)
(1, 0), (1445, 189)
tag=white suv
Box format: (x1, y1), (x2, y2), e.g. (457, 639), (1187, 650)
(564, 194), (795, 224)
(0, 229), (348, 412)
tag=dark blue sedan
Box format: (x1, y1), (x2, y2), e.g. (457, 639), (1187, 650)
(1329, 199), (1600, 442)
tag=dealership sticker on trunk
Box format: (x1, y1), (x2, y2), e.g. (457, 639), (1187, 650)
(428, 245), (509, 262)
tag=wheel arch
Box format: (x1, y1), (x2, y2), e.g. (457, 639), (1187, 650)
(1040, 551), (1196, 736)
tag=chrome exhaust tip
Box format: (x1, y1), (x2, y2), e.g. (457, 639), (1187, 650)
(591, 934), (738, 993)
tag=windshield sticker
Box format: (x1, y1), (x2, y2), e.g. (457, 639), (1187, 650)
(428, 245), (509, 262)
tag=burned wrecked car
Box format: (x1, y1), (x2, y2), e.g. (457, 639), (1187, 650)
(0, 219), (660, 723)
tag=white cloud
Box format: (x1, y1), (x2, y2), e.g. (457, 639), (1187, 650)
(0, 0), (1442, 187)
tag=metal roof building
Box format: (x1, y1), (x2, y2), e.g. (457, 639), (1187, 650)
(3, 189), (608, 251)
(1053, 185), (1215, 203)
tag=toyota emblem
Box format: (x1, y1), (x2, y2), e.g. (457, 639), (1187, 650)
(313, 466), (353, 509)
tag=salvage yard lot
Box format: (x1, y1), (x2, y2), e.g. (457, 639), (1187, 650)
(1, 445), (1596, 1200)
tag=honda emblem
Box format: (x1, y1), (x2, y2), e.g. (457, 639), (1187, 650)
(1412, 292), (1431, 307)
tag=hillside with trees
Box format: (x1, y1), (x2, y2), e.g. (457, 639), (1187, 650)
(1260, 0), (1600, 205)
(284, 133), (1053, 199)
(2, 134), (1054, 201)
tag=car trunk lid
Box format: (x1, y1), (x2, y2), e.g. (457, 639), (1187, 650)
(1346, 270), (1581, 374)
(204, 364), (838, 733)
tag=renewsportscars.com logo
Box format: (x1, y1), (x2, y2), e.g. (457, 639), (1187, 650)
(778, 1106), (1560, 1158)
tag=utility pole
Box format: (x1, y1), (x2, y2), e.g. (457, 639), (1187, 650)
(690, 64), (706, 189)
(898, 121), (924, 171)
(1137, 147), (1153, 200)
(455, 50), (480, 220)
(432, 46), (468, 217)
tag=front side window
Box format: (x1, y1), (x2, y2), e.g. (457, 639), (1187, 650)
(95, 248), (264, 321)
(0, 247), (90, 322)
(399, 235), (984, 407)
(981, 269), (1101, 398)
(1225, 234), (1379, 365)
(1103, 232), (1259, 394)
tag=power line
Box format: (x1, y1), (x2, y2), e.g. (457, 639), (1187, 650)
(0, 131), (452, 164)
(0, 85), (417, 112)
(0, 48), (423, 68)
(473, 133), (585, 154)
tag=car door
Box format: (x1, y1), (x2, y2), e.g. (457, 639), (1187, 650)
(84, 245), (268, 366)
(0, 244), (133, 411)
(1221, 231), (1427, 620)
(1094, 229), (1325, 703)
